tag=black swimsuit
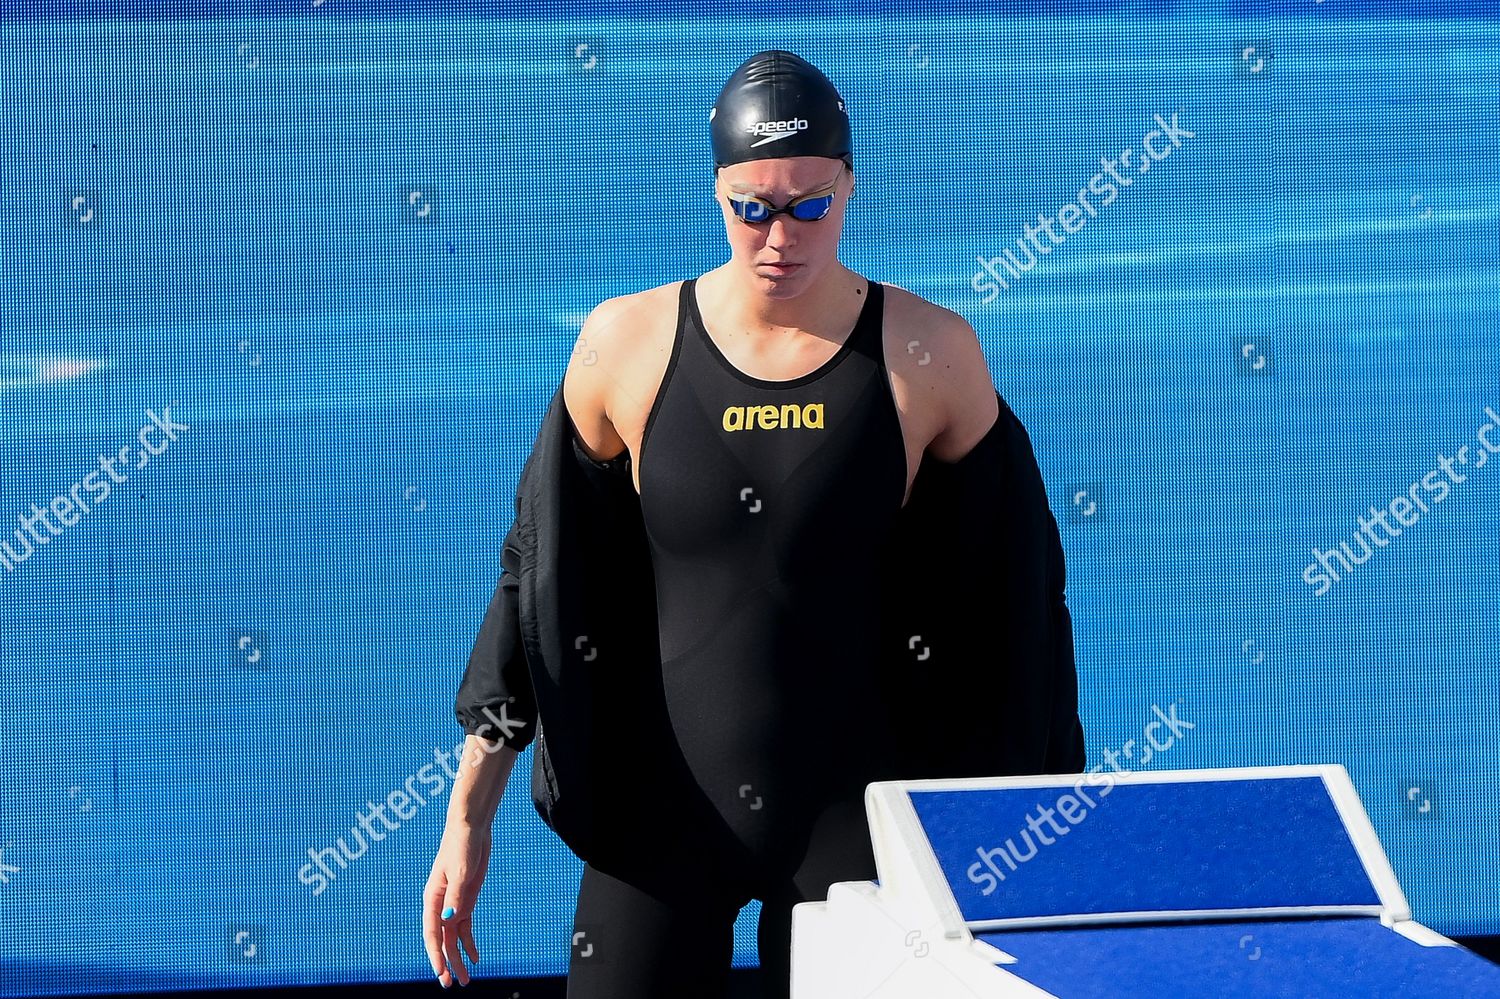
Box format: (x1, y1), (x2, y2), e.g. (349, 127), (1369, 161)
(636, 274), (907, 872)
(567, 275), (910, 999)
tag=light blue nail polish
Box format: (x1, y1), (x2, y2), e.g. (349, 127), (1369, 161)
(442, 905), (455, 920)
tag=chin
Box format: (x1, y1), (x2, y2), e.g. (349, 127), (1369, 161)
(747, 261), (816, 288)
(754, 274), (810, 296)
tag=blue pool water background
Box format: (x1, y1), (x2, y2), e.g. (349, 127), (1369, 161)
(0, 5), (1497, 992)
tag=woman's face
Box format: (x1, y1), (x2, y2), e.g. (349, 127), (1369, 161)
(713, 156), (854, 298)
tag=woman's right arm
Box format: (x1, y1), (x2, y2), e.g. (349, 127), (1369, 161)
(449, 734), (518, 828)
(423, 294), (634, 986)
(427, 520), (534, 987)
(424, 735), (518, 988)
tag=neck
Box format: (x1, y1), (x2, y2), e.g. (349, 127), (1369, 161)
(705, 261), (862, 336)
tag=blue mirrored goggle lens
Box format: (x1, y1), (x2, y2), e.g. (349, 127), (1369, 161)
(735, 198), (770, 222)
(729, 191), (835, 223)
(790, 194), (834, 220)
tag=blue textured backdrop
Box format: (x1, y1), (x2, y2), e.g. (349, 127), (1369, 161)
(0, 4), (1496, 994)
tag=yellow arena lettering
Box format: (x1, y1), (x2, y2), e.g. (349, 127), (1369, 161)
(721, 402), (826, 431)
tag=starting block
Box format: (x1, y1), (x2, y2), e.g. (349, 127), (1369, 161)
(790, 765), (1500, 997)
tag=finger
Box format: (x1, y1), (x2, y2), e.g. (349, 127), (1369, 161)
(442, 905), (471, 987)
(460, 919), (480, 967)
(423, 877), (453, 986)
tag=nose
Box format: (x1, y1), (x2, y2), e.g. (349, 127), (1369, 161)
(764, 215), (795, 247)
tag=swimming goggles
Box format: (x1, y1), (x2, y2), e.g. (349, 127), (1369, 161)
(724, 165), (845, 224)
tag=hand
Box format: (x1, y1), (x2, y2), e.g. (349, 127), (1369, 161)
(423, 823), (492, 988)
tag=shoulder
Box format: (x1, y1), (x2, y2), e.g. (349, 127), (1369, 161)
(565, 280), (680, 396)
(879, 281), (974, 339)
(563, 281), (682, 454)
(879, 282), (1000, 462)
(575, 280), (681, 356)
(878, 282), (991, 385)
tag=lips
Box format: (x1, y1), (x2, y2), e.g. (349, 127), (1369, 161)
(760, 262), (801, 272)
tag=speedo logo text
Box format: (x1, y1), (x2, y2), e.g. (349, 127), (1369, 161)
(747, 117), (809, 146)
(722, 402), (825, 432)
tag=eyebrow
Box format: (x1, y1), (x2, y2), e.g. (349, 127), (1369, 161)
(726, 172), (842, 198)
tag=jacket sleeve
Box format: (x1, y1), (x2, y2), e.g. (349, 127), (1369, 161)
(452, 412), (632, 754)
(877, 391), (1087, 780)
(1000, 395), (1087, 775)
(453, 518), (539, 752)
(1041, 498), (1087, 773)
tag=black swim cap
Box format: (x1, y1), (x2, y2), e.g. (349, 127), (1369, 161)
(709, 50), (852, 171)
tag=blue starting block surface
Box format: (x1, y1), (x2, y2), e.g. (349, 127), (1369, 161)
(790, 768), (1500, 999)
(907, 774), (1384, 925)
(978, 918), (1500, 998)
